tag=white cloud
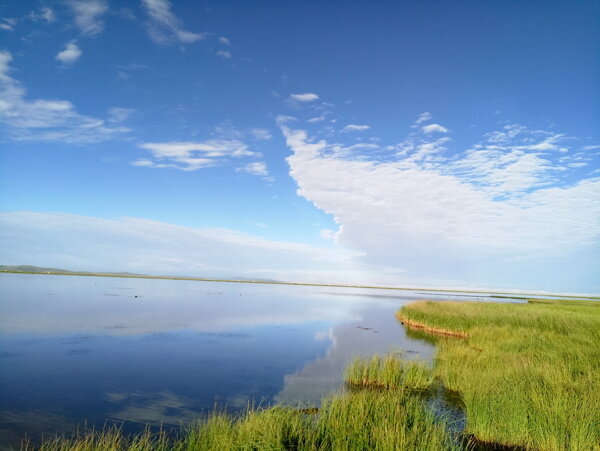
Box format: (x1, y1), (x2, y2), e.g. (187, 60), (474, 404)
(67, 0), (108, 36)
(216, 50), (232, 59)
(277, 115), (298, 124)
(108, 107), (135, 123)
(141, 140), (254, 157)
(0, 211), (362, 284)
(249, 128), (272, 140)
(449, 148), (560, 196)
(445, 125), (579, 196)
(289, 93), (319, 102)
(135, 125), (272, 171)
(320, 229), (337, 241)
(308, 116), (325, 123)
(218, 36), (230, 45)
(342, 124), (370, 132)
(30, 7), (56, 23)
(422, 123), (448, 134)
(0, 51), (129, 143)
(280, 119), (600, 292)
(414, 112), (432, 125)
(55, 42), (82, 64)
(237, 161), (270, 178)
(0, 18), (16, 31)
(141, 0), (205, 44)
(136, 139), (255, 171)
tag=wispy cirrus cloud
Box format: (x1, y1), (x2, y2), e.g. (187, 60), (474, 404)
(67, 0), (108, 36)
(414, 112), (432, 125)
(216, 50), (232, 59)
(0, 51), (129, 143)
(134, 139), (255, 171)
(29, 7), (56, 23)
(0, 18), (17, 31)
(141, 0), (205, 44)
(107, 107), (135, 123)
(236, 161), (274, 181)
(135, 122), (274, 172)
(249, 128), (272, 141)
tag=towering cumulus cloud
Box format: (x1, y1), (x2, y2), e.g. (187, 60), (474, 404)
(279, 117), (600, 291)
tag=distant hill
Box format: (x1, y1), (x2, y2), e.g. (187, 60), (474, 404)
(0, 265), (78, 274)
(0, 265), (143, 277)
(0, 265), (278, 282)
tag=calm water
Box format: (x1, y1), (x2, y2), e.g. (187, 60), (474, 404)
(0, 273), (500, 447)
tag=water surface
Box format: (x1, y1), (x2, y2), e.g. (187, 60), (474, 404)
(0, 273), (494, 447)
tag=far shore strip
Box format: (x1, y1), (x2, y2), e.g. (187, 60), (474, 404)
(2, 269), (597, 300)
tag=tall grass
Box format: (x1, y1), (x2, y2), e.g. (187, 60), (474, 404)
(26, 427), (173, 451)
(312, 389), (457, 451)
(398, 299), (600, 450)
(345, 354), (433, 390)
(29, 391), (457, 451)
(25, 359), (456, 451)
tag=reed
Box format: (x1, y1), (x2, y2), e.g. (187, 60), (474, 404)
(345, 354), (433, 390)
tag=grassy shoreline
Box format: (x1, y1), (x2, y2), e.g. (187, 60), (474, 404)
(398, 299), (600, 450)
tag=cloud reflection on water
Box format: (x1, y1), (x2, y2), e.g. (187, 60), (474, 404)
(0, 273), (438, 448)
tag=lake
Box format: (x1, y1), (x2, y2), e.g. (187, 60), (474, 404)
(0, 273), (502, 448)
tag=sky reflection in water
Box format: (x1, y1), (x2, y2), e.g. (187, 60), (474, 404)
(0, 273), (467, 446)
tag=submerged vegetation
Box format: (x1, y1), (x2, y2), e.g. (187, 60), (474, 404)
(23, 298), (600, 450)
(398, 299), (600, 450)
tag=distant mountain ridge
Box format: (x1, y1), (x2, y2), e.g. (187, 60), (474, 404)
(0, 265), (278, 282)
(0, 265), (143, 276)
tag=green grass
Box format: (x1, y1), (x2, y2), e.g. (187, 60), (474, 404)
(25, 427), (173, 451)
(398, 299), (600, 450)
(345, 354), (434, 391)
(28, 390), (457, 451)
(24, 358), (456, 451)
(311, 389), (457, 451)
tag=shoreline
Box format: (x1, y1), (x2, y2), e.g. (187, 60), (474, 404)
(2, 269), (598, 300)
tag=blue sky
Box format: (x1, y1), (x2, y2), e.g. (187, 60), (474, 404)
(0, 0), (599, 293)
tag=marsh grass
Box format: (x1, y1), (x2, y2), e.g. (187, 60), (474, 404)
(25, 426), (173, 451)
(30, 391), (457, 451)
(27, 361), (456, 451)
(398, 299), (600, 450)
(345, 354), (434, 390)
(312, 389), (458, 451)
